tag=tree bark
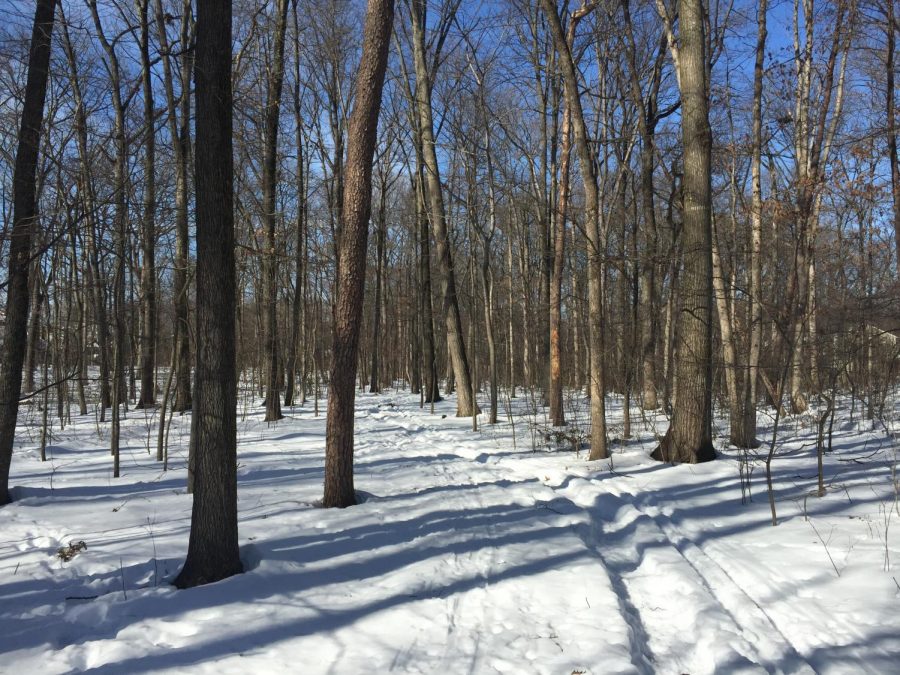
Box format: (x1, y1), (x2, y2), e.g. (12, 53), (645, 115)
(175, 0), (243, 588)
(263, 0), (289, 422)
(652, 0), (716, 463)
(408, 0), (476, 417)
(369, 179), (388, 393)
(0, 0), (56, 505)
(323, 0), (395, 508)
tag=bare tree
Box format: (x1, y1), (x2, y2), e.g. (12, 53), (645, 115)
(155, 0), (194, 413)
(323, 0), (396, 508)
(175, 0), (243, 588)
(406, 0), (478, 417)
(263, 0), (290, 423)
(539, 0), (608, 460)
(0, 0), (56, 505)
(652, 0), (716, 463)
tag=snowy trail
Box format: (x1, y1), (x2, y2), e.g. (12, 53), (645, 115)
(1, 392), (899, 673)
(487, 460), (800, 674)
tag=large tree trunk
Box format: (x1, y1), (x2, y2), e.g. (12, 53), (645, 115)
(653, 0), (716, 463)
(175, 0), (243, 588)
(323, 0), (395, 508)
(0, 0), (56, 505)
(408, 0), (476, 417)
(263, 0), (289, 422)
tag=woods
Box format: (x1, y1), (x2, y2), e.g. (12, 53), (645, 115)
(1, 0), (900, 597)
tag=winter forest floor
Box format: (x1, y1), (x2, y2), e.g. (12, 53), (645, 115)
(1, 386), (899, 674)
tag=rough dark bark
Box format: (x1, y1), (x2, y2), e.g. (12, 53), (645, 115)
(652, 0), (716, 464)
(175, 0), (243, 588)
(0, 0), (56, 505)
(263, 0), (289, 422)
(323, 0), (395, 509)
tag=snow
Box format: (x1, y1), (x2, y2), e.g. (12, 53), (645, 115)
(1, 390), (899, 674)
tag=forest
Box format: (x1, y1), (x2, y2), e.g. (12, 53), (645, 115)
(1, 0), (899, 672)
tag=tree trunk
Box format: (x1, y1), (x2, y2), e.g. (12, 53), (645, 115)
(415, 164), (440, 404)
(549, 29), (573, 429)
(653, 0), (716, 463)
(175, 0), (243, 588)
(369, 183), (387, 393)
(0, 0), (56, 504)
(539, 0), (608, 459)
(263, 0), (289, 422)
(323, 0), (395, 508)
(137, 0), (157, 409)
(734, 0), (767, 449)
(285, 34), (307, 408)
(23, 261), (43, 395)
(711, 218), (741, 444)
(408, 0), (476, 417)
(889, 0), (900, 267)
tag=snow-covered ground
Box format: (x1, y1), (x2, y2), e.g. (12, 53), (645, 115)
(1, 388), (899, 674)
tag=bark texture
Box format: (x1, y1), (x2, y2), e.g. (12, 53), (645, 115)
(175, 0), (243, 588)
(323, 0), (395, 508)
(0, 0), (56, 505)
(652, 0), (716, 464)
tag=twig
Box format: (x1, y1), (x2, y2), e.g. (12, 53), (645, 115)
(809, 521), (841, 577)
